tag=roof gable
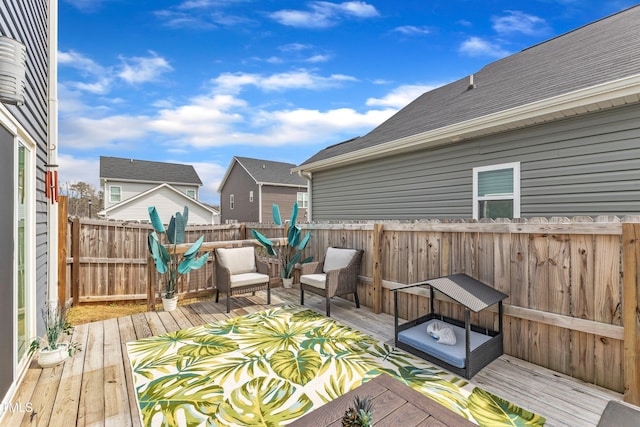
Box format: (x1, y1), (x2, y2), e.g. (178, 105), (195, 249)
(218, 156), (307, 192)
(99, 183), (217, 215)
(100, 156), (203, 185)
(301, 5), (640, 167)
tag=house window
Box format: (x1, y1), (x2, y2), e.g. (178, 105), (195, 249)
(230, 194), (235, 209)
(473, 162), (520, 220)
(186, 189), (196, 199)
(110, 185), (121, 203)
(249, 191), (254, 202)
(297, 192), (308, 208)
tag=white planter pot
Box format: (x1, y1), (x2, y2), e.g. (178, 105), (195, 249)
(162, 296), (178, 311)
(37, 343), (69, 368)
(282, 278), (293, 289)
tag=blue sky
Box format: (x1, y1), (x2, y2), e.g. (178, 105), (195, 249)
(58, 0), (634, 205)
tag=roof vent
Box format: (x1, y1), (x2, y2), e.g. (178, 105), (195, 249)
(262, 164), (266, 168)
(0, 36), (26, 105)
(467, 74), (477, 91)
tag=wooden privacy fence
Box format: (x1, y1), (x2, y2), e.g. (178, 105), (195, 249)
(59, 209), (640, 403)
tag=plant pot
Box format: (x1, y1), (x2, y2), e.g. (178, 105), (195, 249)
(282, 278), (293, 289)
(37, 343), (69, 368)
(162, 296), (178, 311)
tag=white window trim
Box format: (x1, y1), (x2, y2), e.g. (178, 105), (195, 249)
(472, 162), (520, 220)
(186, 189), (196, 199)
(109, 185), (121, 203)
(249, 190), (254, 203)
(230, 194), (235, 210)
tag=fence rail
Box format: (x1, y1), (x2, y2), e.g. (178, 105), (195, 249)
(58, 202), (640, 402)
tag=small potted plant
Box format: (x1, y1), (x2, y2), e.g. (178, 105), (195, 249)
(342, 395), (373, 427)
(29, 301), (81, 368)
(147, 206), (210, 310)
(252, 202), (313, 288)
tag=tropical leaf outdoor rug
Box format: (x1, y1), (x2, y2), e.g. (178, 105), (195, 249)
(126, 304), (545, 426)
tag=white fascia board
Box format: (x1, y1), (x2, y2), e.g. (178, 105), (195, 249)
(293, 74), (640, 173)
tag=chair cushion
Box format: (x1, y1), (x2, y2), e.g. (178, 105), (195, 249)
(217, 247), (256, 274)
(300, 273), (326, 289)
(229, 272), (269, 288)
(323, 248), (358, 273)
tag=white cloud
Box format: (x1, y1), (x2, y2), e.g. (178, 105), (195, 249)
(270, 1), (379, 28)
(212, 70), (357, 93)
(459, 37), (510, 58)
(393, 25), (431, 36)
(492, 11), (549, 36)
(190, 161), (227, 203)
(58, 50), (113, 94)
(58, 154), (101, 190)
(61, 115), (150, 149)
(118, 52), (173, 84)
(64, 0), (110, 13)
(366, 84), (439, 108)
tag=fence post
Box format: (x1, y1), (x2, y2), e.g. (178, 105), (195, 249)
(372, 223), (384, 314)
(58, 196), (68, 304)
(622, 222), (640, 405)
(71, 216), (80, 306)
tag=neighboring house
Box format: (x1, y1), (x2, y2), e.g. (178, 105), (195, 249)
(218, 157), (308, 223)
(99, 156), (219, 224)
(0, 1), (57, 413)
(294, 6), (640, 221)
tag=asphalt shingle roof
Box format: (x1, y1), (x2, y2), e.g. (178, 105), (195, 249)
(302, 5), (640, 165)
(235, 157), (306, 186)
(100, 156), (203, 185)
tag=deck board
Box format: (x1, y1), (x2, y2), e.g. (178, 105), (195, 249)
(3, 288), (627, 427)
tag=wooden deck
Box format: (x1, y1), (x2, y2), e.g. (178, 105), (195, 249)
(3, 288), (624, 427)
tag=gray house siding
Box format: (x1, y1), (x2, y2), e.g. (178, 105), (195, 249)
(311, 103), (640, 221)
(262, 185), (308, 223)
(0, 0), (50, 401)
(220, 163), (259, 222)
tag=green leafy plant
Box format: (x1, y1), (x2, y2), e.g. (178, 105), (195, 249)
(147, 206), (210, 299)
(251, 202), (313, 278)
(342, 395), (373, 427)
(29, 301), (81, 357)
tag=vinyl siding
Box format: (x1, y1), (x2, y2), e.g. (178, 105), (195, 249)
(106, 187), (214, 224)
(311, 103), (640, 220)
(103, 180), (199, 209)
(0, 0), (50, 401)
(219, 163), (259, 222)
(261, 185), (308, 223)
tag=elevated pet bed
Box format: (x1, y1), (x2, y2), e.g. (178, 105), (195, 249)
(394, 273), (508, 379)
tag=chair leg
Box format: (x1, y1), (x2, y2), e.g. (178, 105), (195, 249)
(354, 291), (360, 308)
(227, 294), (231, 313)
(215, 289), (219, 303)
(326, 296), (330, 317)
(267, 287), (271, 305)
(300, 288), (304, 306)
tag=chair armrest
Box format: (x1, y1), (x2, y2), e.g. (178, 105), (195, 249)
(300, 261), (323, 275)
(215, 261), (232, 292)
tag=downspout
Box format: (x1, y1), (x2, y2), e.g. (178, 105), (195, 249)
(258, 183), (263, 222)
(298, 171), (312, 221)
(47, 0), (59, 305)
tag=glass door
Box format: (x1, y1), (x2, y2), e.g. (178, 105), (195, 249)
(17, 143), (30, 364)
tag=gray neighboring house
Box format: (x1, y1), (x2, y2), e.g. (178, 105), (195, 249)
(294, 5), (640, 221)
(218, 157), (308, 223)
(99, 156), (219, 224)
(0, 1), (57, 413)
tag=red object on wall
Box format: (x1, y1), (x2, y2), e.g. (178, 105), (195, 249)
(45, 170), (58, 204)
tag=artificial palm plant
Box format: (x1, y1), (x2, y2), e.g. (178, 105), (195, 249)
(251, 202), (313, 279)
(147, 206), (210, 300)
